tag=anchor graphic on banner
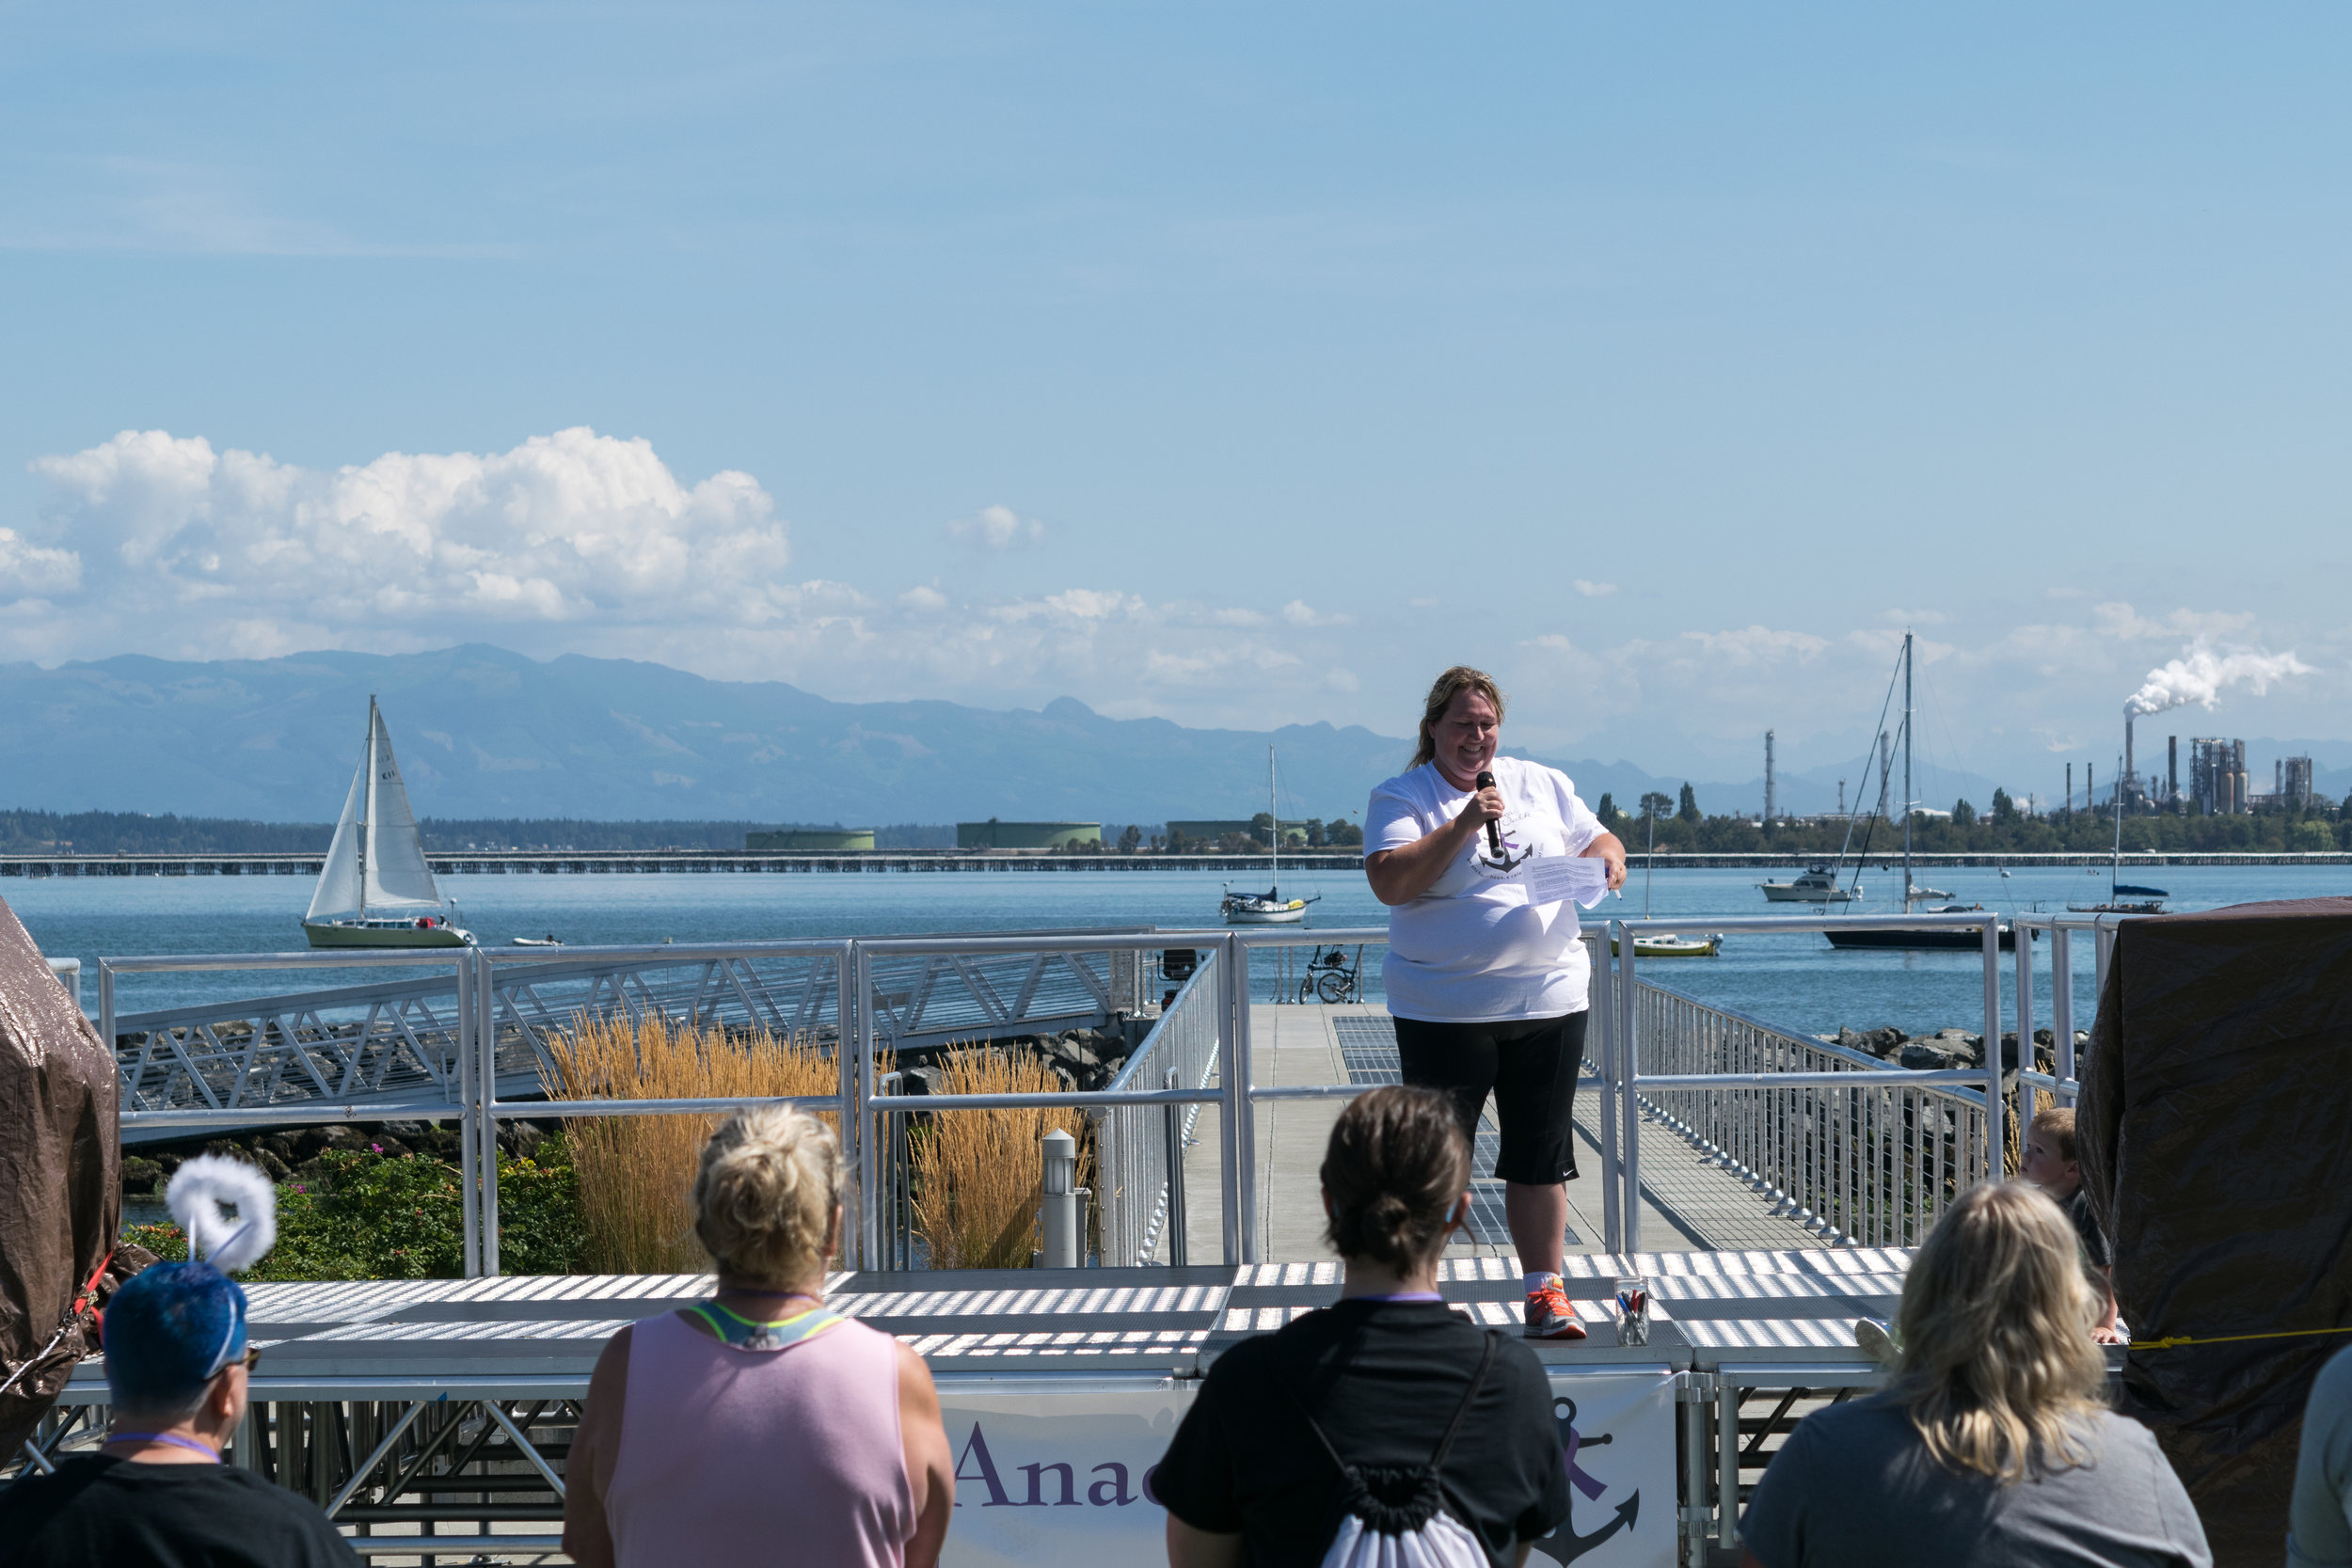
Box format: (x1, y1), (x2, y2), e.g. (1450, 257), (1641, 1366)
(1530, 1395), (1640, 1564)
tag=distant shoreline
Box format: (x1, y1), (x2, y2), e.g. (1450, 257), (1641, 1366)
(2, 847), (2345, 878)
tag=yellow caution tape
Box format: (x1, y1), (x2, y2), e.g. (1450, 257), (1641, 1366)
(2139, 1325), (2352, 1352)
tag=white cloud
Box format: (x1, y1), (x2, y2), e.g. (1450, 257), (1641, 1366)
(947, 503), (1045, 550)
(0, 528), (81, 594)
(16, 428), (2344, 781)
(1572, 579), (1618, 598)
(1677, 626), (1830, 665)
(1280, 598), (1351, 627)
(25, 427), (791, 651)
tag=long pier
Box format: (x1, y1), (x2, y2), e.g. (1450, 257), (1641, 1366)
(2, 847), (2344, 877)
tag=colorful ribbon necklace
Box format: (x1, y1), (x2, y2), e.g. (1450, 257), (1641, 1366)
(684, 1298), (847, 1353)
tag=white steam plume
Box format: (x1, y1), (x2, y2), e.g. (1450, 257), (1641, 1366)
(2123, 637), (2312, 718)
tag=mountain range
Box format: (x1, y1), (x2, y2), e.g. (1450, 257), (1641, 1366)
(0, 643), (2275, 825)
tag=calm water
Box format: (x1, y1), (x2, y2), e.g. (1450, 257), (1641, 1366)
(8, 862), (2344, 1038)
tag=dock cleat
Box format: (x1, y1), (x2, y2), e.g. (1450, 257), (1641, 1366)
(1524, 1275), (1588, 1340)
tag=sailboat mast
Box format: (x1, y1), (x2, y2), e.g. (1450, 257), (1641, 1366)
(358, 697), (376, 921)
(1902, 631), (1914, 904)
(1268, 745), (1278, 890)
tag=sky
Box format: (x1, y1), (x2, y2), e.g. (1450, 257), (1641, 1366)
(2, 3), (2346, 802)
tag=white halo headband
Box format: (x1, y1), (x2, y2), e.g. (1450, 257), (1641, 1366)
(165, 1155), (278, 1275)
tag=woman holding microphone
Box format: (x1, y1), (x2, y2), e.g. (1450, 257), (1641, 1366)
(1362, 666), (1627, 1339)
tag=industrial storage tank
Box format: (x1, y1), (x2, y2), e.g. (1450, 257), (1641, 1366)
(956, 820), (1102, 849)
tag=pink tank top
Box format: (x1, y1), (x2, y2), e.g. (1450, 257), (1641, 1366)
(606, 1308), (915, 1567)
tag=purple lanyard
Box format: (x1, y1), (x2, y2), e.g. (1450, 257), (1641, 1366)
(107, 1433), (221, 1462)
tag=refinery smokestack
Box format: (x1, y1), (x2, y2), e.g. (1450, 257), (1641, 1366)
(1765, 730), (1775, 823)
(2124, 712), (2136, 800)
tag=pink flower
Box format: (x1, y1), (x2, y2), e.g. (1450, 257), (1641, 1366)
(370, 1143), (383, 1154)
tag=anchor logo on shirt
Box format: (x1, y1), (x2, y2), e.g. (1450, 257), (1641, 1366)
(1530, 1395), (1639, 1563)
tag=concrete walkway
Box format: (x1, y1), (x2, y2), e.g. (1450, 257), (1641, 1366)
(1178, 1005), (1828, 1264)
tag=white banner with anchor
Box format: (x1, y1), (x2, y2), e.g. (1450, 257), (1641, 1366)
(933, 1369), (1677, 1568)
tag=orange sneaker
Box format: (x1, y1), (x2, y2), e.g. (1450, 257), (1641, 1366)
(1524, 1275), (1588, 1340)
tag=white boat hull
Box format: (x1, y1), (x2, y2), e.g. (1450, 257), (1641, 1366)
(1759, 882), (1855, 903)
(1224, 902), (1310, 926)
(304, 919), (475, 949)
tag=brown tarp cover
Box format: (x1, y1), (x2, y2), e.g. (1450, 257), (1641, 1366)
(0, 896), (149, 1458)
(2079, 895), (2352, 1567)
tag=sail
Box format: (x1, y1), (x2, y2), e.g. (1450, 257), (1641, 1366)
(304, 754), (368, 923)
(360, 706), (444, 911)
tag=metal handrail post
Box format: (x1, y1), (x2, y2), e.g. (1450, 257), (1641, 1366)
(1593, 936), (1620, 1254)
(1232, 933), (1261, 1263)
(1980, 918), (2003, 1180)
(2013, 916), (2034, 1100)
(1716, 1376), (1740, 1552)
(458, 952), (480, 1278)
(1216, 936), (1244, 1265)
(855, 942), (879, 1269)
(97, 962), (114, 1071)
(1618, 925), (1642, 1256)
(834, 946), (864, 1270)
(477, 947), (501, 1274)
(2051, 927), (2076, 1104)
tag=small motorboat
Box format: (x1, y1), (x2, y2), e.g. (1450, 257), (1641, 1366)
(511, 934), (564, 947)
(1613, 932), (1723, 958)
(1758, 865), (1857, 903)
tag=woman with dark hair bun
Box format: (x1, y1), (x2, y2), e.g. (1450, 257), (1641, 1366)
(1154, 1086), (1570, 1568)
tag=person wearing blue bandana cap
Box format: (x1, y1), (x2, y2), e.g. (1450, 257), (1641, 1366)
(0, 1259), (358, 1567)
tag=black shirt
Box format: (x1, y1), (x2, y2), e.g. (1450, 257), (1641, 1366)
(0, 1455), (360, 1568)
(2068, 1186), (2113, 1272)
(1153, 1298), (1569, 1567)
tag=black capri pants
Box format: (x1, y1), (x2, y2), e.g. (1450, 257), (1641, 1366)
(1391, 1011), (1585, 1185)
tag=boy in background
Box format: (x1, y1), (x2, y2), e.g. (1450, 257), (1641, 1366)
(2021, 1105), (2126, 1344)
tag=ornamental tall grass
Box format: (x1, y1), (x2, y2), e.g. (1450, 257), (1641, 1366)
(911, 1045), (1092, 1270)
(543, 1012), (844, 1275)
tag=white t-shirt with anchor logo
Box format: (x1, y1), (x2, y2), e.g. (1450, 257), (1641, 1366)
(1364, 756), (1606, 1022)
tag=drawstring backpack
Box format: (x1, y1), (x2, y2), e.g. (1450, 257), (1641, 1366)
(1279, 1329), (1500, 1568)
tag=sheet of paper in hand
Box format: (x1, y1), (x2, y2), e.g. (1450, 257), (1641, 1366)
(1522, 854), (1612, 910)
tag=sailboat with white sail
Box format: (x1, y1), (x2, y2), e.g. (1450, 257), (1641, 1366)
(302, 698), (474, 948)
(1220, 746), (1321, 926)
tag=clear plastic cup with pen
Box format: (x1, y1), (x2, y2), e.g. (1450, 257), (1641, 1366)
(1613, 1275), (1649, 1346)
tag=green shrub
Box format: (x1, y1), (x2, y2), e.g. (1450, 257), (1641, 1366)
(123, 1138), (585, 1281)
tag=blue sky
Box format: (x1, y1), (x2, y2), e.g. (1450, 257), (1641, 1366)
(1, 3), (2345, 800)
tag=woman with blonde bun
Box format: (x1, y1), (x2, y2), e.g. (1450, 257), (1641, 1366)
(1740, 1182), (2208, 1568)
(563, 1106), (954, 1568)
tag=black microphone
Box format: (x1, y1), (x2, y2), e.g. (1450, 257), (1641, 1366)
(1474, 770), (1502, 855)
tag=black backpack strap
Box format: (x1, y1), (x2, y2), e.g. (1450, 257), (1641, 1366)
(1277, 1324), (1502, 1478)
(1274, 1345), (1357, 1479)
(1425, 1330), (1500, 1472)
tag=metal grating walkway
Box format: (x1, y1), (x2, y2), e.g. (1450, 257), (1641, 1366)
(1328, 1014), (1576, 1248)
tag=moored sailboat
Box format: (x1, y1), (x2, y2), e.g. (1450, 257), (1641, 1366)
(302, 698), (474, 948)
(1221, 746), (1321, 926)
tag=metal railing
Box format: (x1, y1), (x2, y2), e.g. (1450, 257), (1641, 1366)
(1631, 989), (1989, 1246)
(1610, 911), (2008, 1252)
(1093, 948), (1224, 1266)
(100, 911), (2021, 1275)
(102, 935), (1152, 1125)
(2007, 911), (2126, 1113)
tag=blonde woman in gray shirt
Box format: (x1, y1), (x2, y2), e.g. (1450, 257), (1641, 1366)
(1740, 1182), (2209, 1568)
